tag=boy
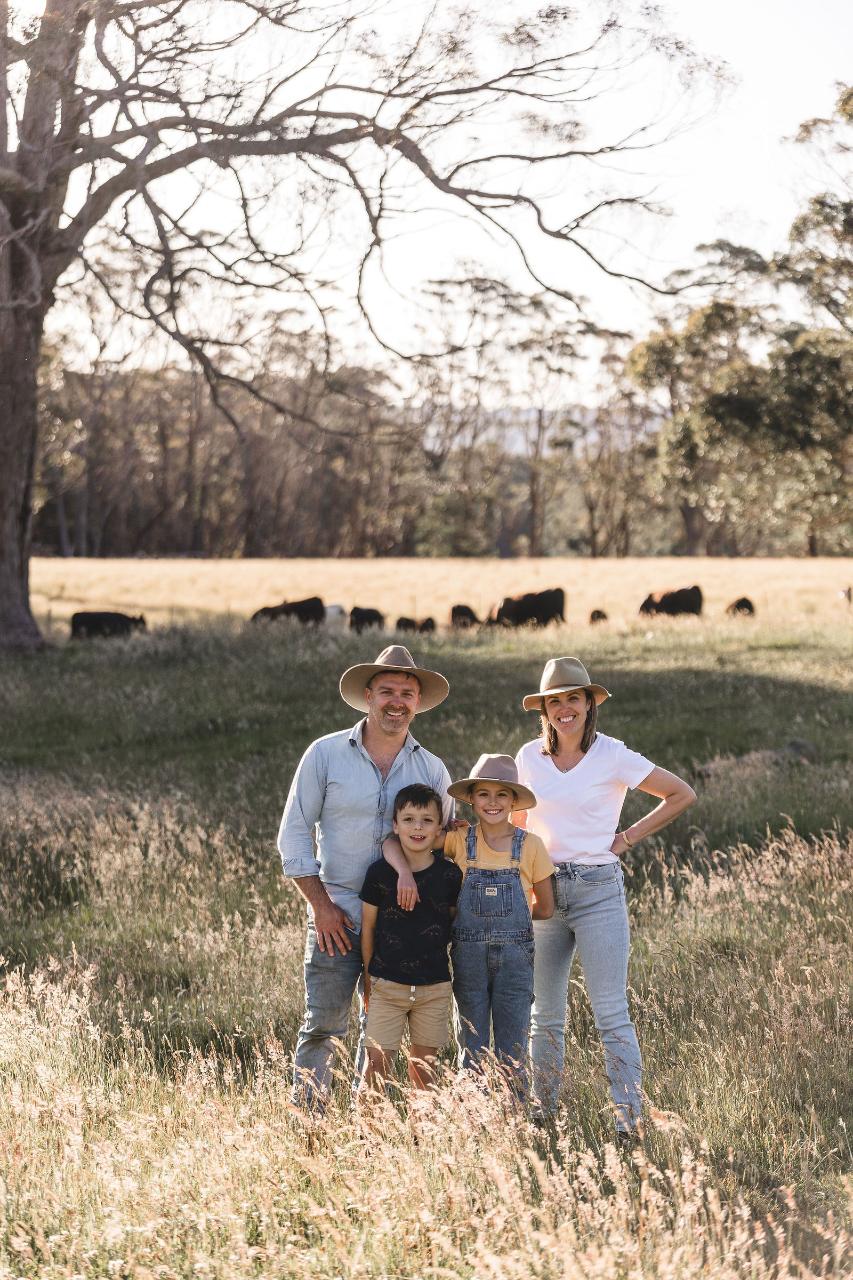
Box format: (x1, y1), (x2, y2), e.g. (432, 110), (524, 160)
(360, 783), (462, 1090)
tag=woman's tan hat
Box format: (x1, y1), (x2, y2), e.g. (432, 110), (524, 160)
(447, 754), (537, 811)
(340, 645), (449, 713)
(522, 656), (610, 711)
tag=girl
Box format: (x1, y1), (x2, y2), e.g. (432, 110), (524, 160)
(445, 755), (554, 1090)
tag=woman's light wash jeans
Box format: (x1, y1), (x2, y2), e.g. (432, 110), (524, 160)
(531, 863), (642, 1131)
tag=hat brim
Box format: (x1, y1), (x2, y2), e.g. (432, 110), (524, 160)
(447, 777), (537, 812)
(522, 682), (610, 712)
(340, 662), (449, 713)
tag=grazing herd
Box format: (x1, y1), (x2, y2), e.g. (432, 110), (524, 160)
(67, 581), (772, 641)
(639, 585), (703, 617)
(71, 611), (147, 639)
(495, 587), (565, 627)
(251, 595), (325, 625)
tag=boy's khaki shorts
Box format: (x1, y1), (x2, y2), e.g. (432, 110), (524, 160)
(366, 978), (453, 1052)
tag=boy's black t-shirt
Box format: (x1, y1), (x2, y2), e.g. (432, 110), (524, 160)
(359, 853), (463, 985)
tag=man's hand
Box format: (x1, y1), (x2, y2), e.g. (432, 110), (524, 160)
(397, 868), (419, 912)
(313, 898), (355, 955)
(449, 818), (469, 831)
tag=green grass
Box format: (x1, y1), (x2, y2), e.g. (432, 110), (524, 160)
(3, 618), (850, 849)
(0, 618), (850, 1275)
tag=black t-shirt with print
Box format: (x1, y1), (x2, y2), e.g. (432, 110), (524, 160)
(359, 853), (463, 985)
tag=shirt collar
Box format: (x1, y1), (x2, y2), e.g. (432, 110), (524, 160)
(349, 717), (421, 753)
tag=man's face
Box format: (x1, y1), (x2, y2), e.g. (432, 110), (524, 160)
(364, 672), (421, 736)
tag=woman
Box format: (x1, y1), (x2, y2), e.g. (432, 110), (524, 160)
(514, 656), (696, 1138)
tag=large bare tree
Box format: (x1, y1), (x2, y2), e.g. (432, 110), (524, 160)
(0, 0), (697, 647)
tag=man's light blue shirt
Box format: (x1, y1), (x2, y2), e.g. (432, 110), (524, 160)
(278, 718), (453, 930)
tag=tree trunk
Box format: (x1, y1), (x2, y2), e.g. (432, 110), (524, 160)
(528, 408), (547, 557)
(73, 480), (88, 556)
(679, 502), (707, 556)
(54, 481), (72, 556)
(0, 310), (46, 648)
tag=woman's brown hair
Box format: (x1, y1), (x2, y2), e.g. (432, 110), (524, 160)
(539, 689), (598, 756)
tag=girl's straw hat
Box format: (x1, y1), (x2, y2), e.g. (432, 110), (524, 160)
(448, 754), (537, 811)
(340, 645), (449, 712)
(522, 656), (610, 712)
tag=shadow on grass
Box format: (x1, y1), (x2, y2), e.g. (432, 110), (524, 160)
(2, 633), (851, 849)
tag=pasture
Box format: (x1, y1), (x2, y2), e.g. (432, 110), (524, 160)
(30, 554), (853, 631)
(2, 569), (852, 1277)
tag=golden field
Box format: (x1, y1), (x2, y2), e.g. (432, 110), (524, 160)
(31, 555), (853, 631)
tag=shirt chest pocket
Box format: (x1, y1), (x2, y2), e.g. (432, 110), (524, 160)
(470, 880), (513, 917)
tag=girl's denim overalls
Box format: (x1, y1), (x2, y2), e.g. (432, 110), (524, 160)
(451, 825), (534, 1088)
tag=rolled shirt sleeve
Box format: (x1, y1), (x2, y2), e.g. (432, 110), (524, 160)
(436, 760), (454, 826)
(277, 740), (327, 879)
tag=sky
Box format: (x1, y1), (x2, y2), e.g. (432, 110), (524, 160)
(14, 0), (852, 375)
(627, 0), (850, 296)
(343, 0), (853, 370)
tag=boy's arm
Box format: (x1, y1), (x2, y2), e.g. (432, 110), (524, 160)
(381, 835), (419, 911)
(360, 903), (378, 1008)
(531, 875), (555, 920)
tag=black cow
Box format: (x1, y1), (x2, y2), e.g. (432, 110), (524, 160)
(589, 609), (608, 624)
(495, 587), (565, 628)
(418, 617), (436, 634)
(726, 596), (755, 617)
(451, 604), (480, 629)
(71, 611), (147, 639)
(251, 596), (325, 624)
(395, 616), (418, 633)
(350, 606), (385, 634)
(639, 585), (703, 617)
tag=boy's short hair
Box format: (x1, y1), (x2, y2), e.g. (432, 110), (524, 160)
(393, 783), (442, 821)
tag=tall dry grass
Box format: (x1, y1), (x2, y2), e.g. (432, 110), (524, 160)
(1, 776), (850, 1277)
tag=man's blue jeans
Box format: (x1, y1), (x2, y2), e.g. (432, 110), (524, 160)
(531, 863), (642, 1131)
(292, 924), (366, 1109)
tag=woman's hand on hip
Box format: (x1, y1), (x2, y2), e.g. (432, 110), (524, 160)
(610, 831), (631, 858)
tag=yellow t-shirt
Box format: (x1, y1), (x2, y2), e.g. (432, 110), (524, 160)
(443, 827), (554, 912)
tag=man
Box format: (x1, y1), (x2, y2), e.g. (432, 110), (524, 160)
(278, 645), (452, 1108)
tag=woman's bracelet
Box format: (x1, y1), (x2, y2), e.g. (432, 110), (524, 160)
(620, 828), (634, 849)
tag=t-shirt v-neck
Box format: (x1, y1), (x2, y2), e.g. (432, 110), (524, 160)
(515, 733), (654, 866)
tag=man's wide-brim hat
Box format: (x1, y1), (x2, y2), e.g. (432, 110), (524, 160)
(522, 656), (610, 712)
(448, 753), (537, 812)
(340, 645), (450, 713)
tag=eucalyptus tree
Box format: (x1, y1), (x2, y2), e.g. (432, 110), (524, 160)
(1, 0), (697, 646)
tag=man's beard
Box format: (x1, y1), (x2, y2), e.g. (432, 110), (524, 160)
(378, 706), (411, 731)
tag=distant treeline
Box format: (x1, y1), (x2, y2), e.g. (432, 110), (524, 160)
(34, 304), (851, 560)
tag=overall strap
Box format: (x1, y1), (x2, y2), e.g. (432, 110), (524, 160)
(466, 824), (478, 863)
(510, 826), (526, 864)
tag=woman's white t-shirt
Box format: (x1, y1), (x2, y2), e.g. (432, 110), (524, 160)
(515, 733), (654, 866)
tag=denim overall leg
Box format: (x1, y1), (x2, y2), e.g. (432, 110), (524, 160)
(451, 826), (534, 1088)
